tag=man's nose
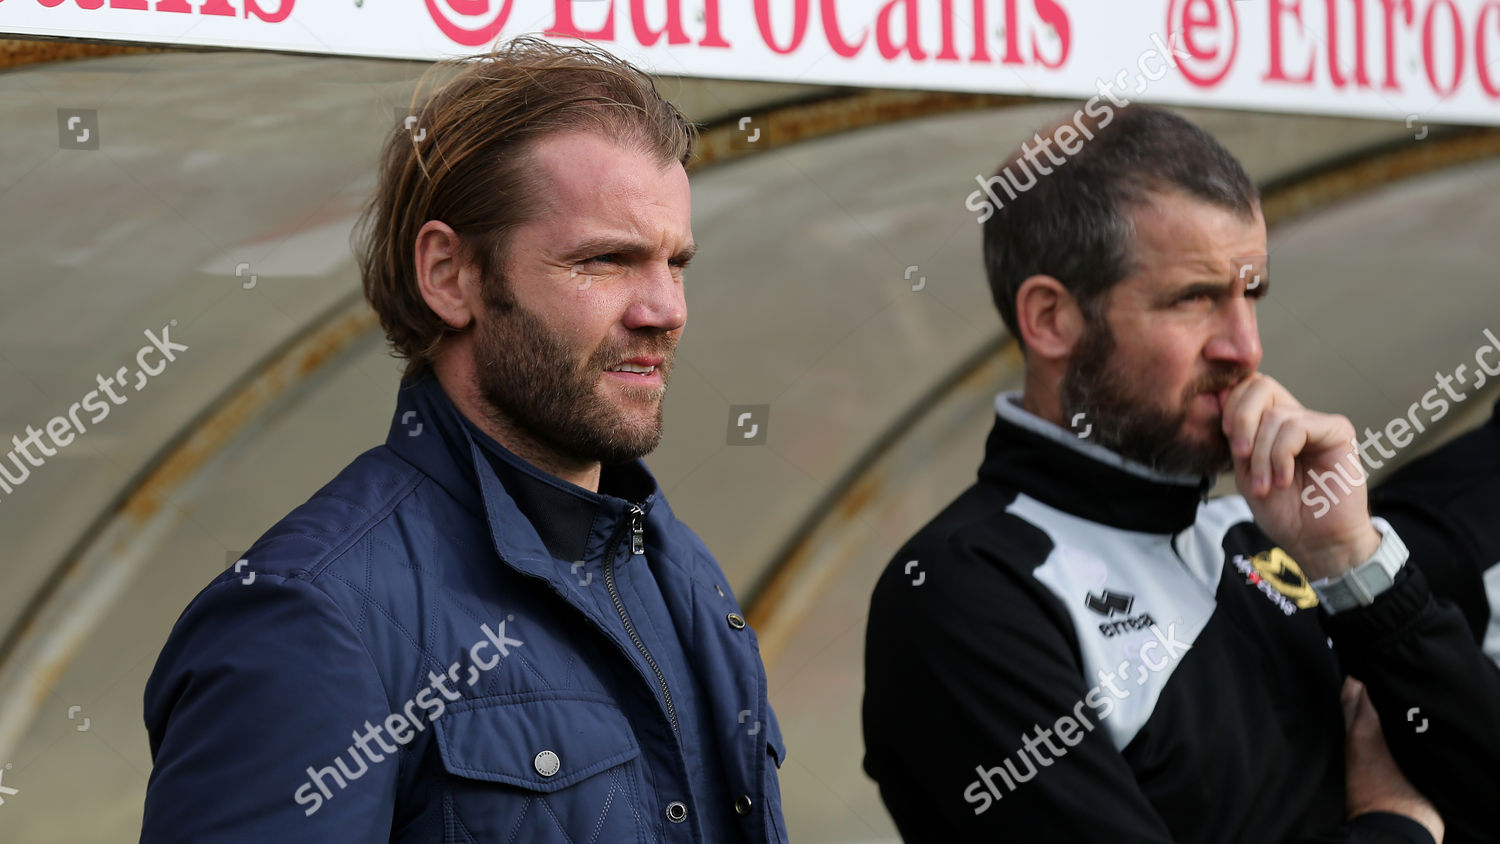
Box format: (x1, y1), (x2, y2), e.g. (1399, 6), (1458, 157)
(1205, 297), (1261, 369)
(623, 262), (687, 333)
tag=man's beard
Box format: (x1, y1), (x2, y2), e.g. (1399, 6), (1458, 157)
(472, 282), (675, 467)
(1060, 319), (1247, 477)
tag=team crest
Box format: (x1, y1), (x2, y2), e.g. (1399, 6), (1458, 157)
(1230, 548), (1319, 615)
(1250, 548), (1319, 609)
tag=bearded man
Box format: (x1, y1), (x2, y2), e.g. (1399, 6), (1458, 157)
(142, 38), (787, 844)
(862, 105), (1500, 844)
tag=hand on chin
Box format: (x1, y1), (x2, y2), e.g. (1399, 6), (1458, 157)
(1221, 374), (1380, 580)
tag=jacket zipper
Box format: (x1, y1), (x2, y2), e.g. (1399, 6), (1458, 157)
(603, 503), (679, 735)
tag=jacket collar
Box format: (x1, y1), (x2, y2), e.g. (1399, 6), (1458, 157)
(979, 391), (1211, 534)
(385, 372), (661, 566)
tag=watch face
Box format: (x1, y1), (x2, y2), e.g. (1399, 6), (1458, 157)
(1310, 522), (1408, 614)
(1353, 559), (1397, 600)
(1313, 579), (1357, 614)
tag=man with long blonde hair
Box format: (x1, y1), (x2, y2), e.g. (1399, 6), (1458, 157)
(143, 38), (787, 843)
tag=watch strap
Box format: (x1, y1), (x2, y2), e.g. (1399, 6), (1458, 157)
(1310, 517), (1409, 614)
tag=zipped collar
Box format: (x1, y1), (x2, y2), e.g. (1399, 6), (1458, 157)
(385, 372), (661, 565)
(980, 391), (1213, 534)
(467, 419), (657, 563)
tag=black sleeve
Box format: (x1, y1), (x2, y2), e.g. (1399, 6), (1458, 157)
(862, 531), (1177, 843)
(1323, 562), (1500, 844)
(1374, 500), (1493, 643)
(1347, 813), (1438, 844)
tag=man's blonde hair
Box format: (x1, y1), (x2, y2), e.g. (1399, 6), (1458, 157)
(356, 37), (696, 379)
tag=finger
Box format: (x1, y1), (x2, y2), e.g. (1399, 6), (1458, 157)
(1269, 413), (1309, 489)
(1341, 677), (1363, 729)
(1223, 373), (1297, 415)
(1355, 688), (1384, 740)
(1299, 411), (1357, 459)
(1220, 374), (1258, 437)
(1224, 376), (1277, 459)
(1346, 685), (1384, 750)
(1248, 407), (1295, 494)
(1258, 375), (1299, 409)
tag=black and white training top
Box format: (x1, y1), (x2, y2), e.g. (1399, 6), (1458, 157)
(863, 392), (1500, 844)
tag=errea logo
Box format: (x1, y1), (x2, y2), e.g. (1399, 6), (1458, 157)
(1085, 588), (1133, 616)
(1085, 589), (1156, 638)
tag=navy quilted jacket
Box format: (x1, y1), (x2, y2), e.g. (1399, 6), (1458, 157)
(142, 373), (788, 843)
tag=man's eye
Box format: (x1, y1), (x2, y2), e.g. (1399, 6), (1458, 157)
(584, 254), (620, 265)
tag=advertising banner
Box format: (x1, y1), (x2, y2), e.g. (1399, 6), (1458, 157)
(3, 0), (1498, 125)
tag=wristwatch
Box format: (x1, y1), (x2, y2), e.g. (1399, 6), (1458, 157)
(1310, 517), (1409, 614)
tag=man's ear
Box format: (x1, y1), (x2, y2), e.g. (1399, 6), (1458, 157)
(1015, 274), (1086, 360)
(415, 220), (477, 330)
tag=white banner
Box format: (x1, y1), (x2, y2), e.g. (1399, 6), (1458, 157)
(3, 0), (1499, 126)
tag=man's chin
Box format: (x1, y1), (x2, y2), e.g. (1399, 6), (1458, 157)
(1123, 418), (1231, 477)
(1179, 430), (1233, 476)
(598, 409), (665, 464)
